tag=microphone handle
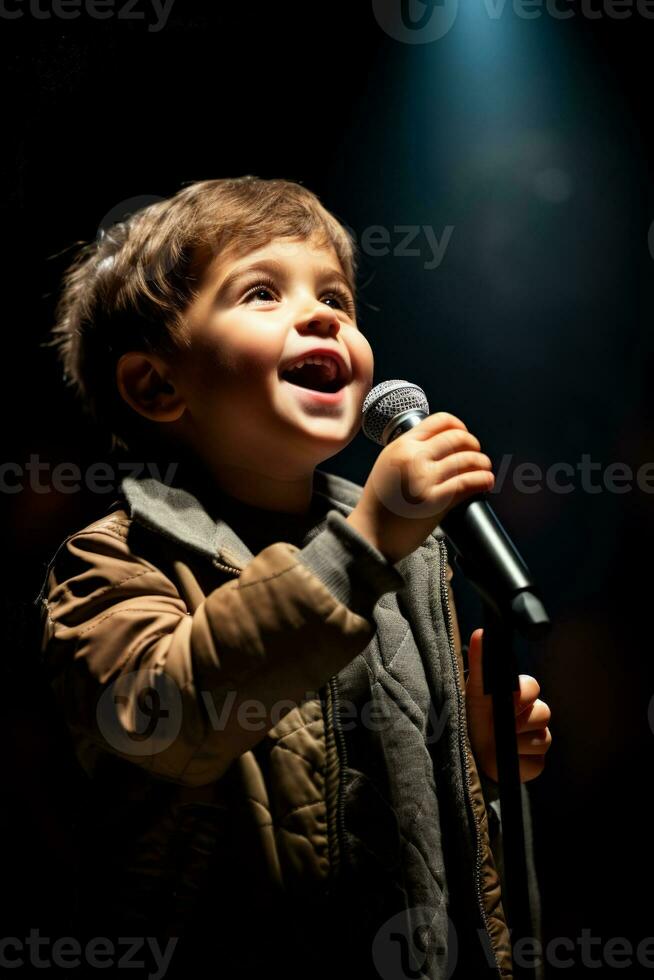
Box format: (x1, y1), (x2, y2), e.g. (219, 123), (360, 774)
(441, 497), (550, 638)
(441, 495), (533, 595)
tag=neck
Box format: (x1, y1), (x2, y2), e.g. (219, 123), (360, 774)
(180, 454), (316, 516)
(121, 435), (320, 515)
(215, 466), (315, 515)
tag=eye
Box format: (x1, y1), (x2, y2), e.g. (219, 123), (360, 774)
(242, 276), (279, 304)
(241, 276), (356, 318)
(321, 289), (356, 316)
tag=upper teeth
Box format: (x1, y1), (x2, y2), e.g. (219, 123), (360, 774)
(286, 355), (340, 381)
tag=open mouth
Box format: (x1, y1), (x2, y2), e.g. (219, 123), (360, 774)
(280, 362), (347, 394)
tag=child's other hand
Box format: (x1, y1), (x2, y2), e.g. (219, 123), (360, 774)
(464, 628), (552, 784)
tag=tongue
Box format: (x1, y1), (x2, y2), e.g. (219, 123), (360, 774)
(283, 363), (337, 392)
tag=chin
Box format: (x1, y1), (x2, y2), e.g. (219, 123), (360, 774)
(281, 411), (354, 452)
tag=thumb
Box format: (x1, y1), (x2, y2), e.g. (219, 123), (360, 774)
(465, 628), (486, 699)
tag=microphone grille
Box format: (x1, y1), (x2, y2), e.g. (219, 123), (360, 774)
(362, 380), (430, 445)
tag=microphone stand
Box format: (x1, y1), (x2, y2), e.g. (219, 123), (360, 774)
(448, 539), (550, 980)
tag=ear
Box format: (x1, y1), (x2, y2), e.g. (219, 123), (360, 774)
(116, 352), (186, 423)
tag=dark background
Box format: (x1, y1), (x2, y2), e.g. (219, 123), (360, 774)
(2, 1), (654, 975)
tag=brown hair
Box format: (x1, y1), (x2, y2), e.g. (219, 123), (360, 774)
(51, 175), (359, 448)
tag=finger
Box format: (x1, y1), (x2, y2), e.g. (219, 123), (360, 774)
(464, 628), (486, 699)
(514, 675), (541, 716)
(435, 451), (493, 484)
(414, 412), (469, 440)
(516, 701), (552, 733)
(518, 755), (547, 782)
(517, 728), (552, 754)
(436, 470), (496, 509)
(430, 429), (482, 460)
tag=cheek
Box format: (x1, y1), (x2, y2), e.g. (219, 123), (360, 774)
(351, 332), (375, 383)
(232, 334), (283, 380)
(183, 325), (282, 394)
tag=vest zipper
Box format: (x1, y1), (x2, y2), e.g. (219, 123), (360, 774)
(438, 538), (503, 977)
(327, 675), (348, 880)
(211, 557), (244, 576)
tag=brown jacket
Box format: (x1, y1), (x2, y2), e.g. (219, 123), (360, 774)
(39, 467), (535, 978)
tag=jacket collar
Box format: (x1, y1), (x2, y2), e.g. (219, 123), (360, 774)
(120, 467), (363, 570)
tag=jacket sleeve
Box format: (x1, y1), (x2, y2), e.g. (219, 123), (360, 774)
(40, 510), (405, 788)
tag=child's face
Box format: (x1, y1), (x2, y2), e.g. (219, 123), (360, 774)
(173, 235), (374, 480)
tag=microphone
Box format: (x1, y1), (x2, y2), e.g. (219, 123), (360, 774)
(361, 380), (549, 638)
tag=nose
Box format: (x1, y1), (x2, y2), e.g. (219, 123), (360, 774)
(295, 303), (341, 338)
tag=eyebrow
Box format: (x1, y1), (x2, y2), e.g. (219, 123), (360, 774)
(213, 257), (354, 301)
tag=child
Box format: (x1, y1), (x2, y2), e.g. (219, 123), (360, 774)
(40, 176), (551, 979)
